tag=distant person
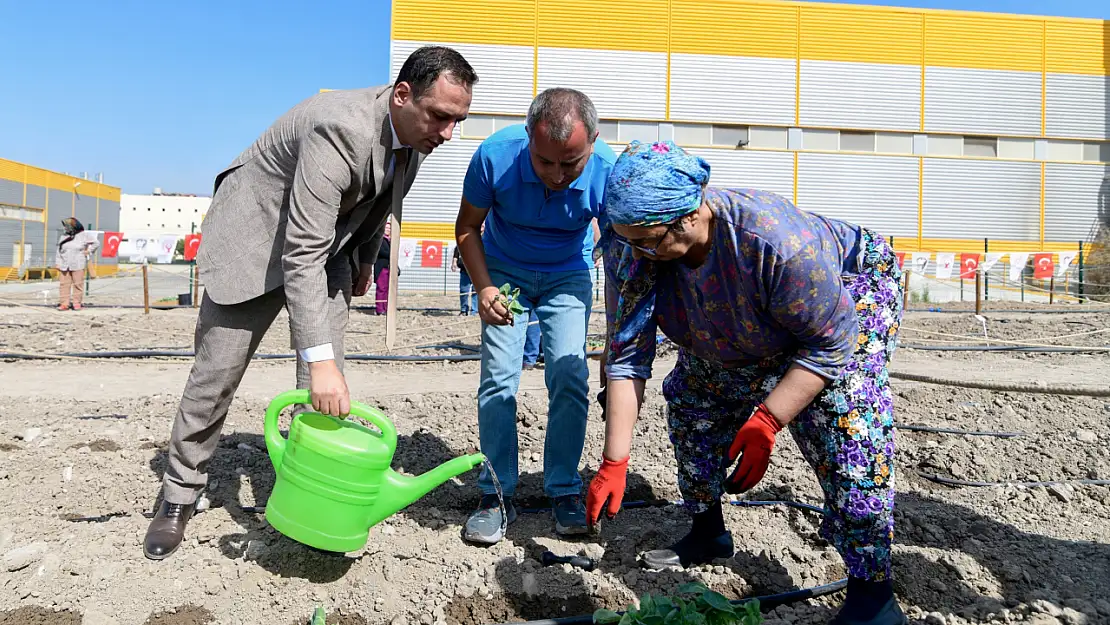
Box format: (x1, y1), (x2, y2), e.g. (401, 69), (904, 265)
(522, 310), (542, 370)
(54, 218), (99, 311)
(372, 221), (393, 315)
(454, 87), (614, 544)
(141, 46), (477, 561)
(453, 223), (482, 315)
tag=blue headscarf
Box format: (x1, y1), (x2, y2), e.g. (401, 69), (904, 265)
(605, 140), (711, 227)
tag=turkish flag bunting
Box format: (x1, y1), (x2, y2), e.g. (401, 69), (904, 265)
(184, 234), (202, 261)
(101, 232), (123, 258)
(1032, 253), (1054, 279)
(421, 240), (443, 268)
(895, 252), (906, 269)
(959, 253), (980, 279)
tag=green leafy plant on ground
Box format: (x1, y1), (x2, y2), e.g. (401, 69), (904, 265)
(593, 582), (763, 625)
(310, 605), (326, 625)
(497, 282), (525, 316)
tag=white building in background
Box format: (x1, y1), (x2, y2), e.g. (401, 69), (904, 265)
(119, 189), (210, 240)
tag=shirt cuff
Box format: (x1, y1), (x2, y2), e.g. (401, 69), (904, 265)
(299, 343), (335, 363)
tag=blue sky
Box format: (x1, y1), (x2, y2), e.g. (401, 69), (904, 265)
(0, 0), (1105, 196)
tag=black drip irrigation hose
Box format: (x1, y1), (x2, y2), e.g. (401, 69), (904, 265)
(901, 344), (1109, 353)
(897, 424), (1025, 438)
(501, 579), (849, 625)
(906, 307), (1110, 315)
(0, 349), (603, 362)
(919, 473), (1110, 488)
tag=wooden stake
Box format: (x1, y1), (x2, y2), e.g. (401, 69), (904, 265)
(1049, 276), (1055, 305)
(142, 263), (150, 314)
(192, 265), (199, 308)
(385, 213), (401, 350)
(974, 268), (982, 316)
(902, 270), (911, 312)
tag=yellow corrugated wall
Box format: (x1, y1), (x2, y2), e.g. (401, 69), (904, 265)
(389, 0), (1109, 253)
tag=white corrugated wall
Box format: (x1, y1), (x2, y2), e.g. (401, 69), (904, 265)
(1046, 74), (1110, 140)
(925, 67), (1042, 136)
(922, 159), (1041, 240)
(797, 153), (919, 237)
(402, 134), (480, 224)
(669, 54), (796, 126)
(537, 48), (667, 119)
(686, 149), (795, 200)
(390, 41), (535, 114)
(800, 60), (921, 131)
(1044, 163), (1110, 242)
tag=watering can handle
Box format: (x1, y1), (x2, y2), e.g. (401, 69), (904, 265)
(263, 389), (399, 472)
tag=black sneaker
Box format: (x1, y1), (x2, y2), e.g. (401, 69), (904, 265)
(552, 494), (588, 536)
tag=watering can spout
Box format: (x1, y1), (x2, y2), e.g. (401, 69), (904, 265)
(367, 453), (485, 528)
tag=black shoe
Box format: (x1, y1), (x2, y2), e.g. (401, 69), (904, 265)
(143, 500), (195, 560)
(829, 578), (909, 625)
(552, 494), (588, 536)
(641, 530), (734, 569)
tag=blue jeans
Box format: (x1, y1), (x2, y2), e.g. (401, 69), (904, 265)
(459, 270), (478, 315)
(477, 255), (593, 499)
(523, 310), (542, 366)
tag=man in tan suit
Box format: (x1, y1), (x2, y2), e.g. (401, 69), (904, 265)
(142, 46), (477, 560)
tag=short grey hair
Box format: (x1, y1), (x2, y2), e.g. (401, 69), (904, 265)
(526, 88), (598, 143)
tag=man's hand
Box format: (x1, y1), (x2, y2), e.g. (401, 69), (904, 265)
(353, 263), (375, 297)
(478, 285), (514, 326)
(309, 360), (350, 417)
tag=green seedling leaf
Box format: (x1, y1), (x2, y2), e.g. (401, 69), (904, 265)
(310, 605), (326, 625)
(677, 582), (709, 595)
(618, 611), (635, 625)
(499, 283), (512, 296)
(593, 608), (622, 624)
(702, 590), (736, 615)
(743, 599), (763, 625)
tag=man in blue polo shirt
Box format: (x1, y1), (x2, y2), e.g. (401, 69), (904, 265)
(455, 87), (615, 544)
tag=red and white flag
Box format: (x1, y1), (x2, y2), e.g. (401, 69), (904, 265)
(420, 240), (444, 268)
(959, 253), (981, 279)
(184, 234), (202, 261)
(1033, 253), (1054, 279)
(101, 232), (123, 258)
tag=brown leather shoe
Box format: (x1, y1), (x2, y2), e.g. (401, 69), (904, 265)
(143, 500), (195, 560)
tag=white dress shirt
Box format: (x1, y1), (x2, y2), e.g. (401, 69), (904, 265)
(298, 112), (407, 364)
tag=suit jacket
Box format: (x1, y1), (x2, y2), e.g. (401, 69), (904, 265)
(197, 84), (425, 350)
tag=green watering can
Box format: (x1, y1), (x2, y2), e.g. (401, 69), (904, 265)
(263, 389), (485, 553)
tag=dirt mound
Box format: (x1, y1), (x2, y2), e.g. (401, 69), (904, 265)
(142, 605), (213, 625)
(0, 607), (80, 625)
(68, 439), (121, 452)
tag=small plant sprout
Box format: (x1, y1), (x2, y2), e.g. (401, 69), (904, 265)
(497, 282), (526, 316)
(593, 581), (763, 625)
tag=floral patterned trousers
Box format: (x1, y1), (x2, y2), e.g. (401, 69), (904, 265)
(660, 229), (904, 581)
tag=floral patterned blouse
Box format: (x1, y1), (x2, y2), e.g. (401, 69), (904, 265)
(603, 186), (865, 382)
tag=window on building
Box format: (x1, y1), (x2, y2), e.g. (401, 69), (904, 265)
(1047, 140), (1084, 161)
(876, 132), (913, 154)
(711, 125), (748, 148)
(673, 123), (712, 146)
(462, 115), (495, 138)
(493, 116), (520, 132)
(840, 131), (876, 152)
(618, 121), (659, 144)
(749, 127), (788, 149)
(997, 138), (1035, 160)
(927, 135), (963, 156)
(598, 120), (619, 142)
(963, 136), (998, 158)
(1082, 141), (1110, 163)
(802, 129), (839, 151)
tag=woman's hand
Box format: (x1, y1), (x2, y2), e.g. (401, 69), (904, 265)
(586, 378), (645, 528)
(586, 454), (628, 527)
(724, 403), (781, 493)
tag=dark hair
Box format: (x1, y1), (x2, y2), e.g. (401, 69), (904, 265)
(395, 46), (478, 100)
(527, 88), (598, 142)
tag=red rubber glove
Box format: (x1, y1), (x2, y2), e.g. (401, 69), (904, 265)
(586, 455), (629, 527)
(724, 403), (782, 494)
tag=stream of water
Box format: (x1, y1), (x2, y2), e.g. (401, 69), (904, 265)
(480, 456), (508, 532)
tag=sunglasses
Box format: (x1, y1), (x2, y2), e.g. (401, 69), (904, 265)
(613, 219), (679, 257)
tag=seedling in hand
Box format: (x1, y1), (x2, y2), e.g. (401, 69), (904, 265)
(497, 283), (526, 318)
